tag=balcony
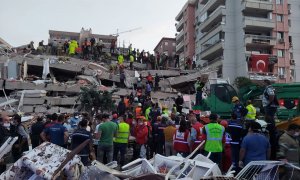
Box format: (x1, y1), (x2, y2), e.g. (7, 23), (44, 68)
(200, 0), (209, 5)
(244, 16), (275, 30)
(249, 72), (278, 81)
(200, 40), (224, 60)
(242, 0), (273, 13)
(176, 30), (184, 42)
(206, 56), (223, 69)
(245, 34), (276, 47)
(199, 0), (225, 19)
(200, 6), (226, 33)
(176, 42), (184, 53)
(200, 24), (223, 44)
(176, 18), (184, 32)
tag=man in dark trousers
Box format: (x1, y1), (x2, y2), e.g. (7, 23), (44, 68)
(30, 116), (44, 148)
(71, 119), (95, 165)
(175, 93), (184, 114)
(227, 113), (244, 173)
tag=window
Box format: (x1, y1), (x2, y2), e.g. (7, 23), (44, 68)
(288, 19), (291, 27)
(276, 15), (283, 22)
(277, 50), (285, 57)
(278, 67), (285, 76)
(277, 32), (284, 39)
(172, 42), (176, 46)
(165, 42), (169, 46)
(276, 0), (283, 5)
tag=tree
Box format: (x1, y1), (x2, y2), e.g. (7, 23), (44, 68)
(234, 77), (253, 89)
(78, 86), (116, 115)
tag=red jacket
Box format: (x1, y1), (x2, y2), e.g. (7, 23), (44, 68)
(192, 122), (204, 150)
(173, 129), (190, 153)
(135, 124), (148, 145)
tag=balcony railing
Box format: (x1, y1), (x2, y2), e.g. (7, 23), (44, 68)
(244, 16), (272, 22)
(244, 34), (276, 40)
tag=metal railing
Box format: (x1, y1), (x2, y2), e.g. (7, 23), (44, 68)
(244, 34), (276, 40)
(244, 16), (273, 22)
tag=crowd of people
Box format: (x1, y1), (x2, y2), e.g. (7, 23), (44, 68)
(1, 81), (299, 174)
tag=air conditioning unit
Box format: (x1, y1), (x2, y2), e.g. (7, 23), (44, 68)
(290, 59), (295, 65)
(279, 39), (285, 43)
(279, 74), (285, 79)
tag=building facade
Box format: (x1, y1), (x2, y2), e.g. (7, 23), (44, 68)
(194, 0), (299, 83)
(175, 0), (196, 65)
(48, 28), (117, 47)
(153, 37), (176, 57)
(288, 0), (300, 82)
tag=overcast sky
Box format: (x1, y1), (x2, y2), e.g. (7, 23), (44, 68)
(0, 0), (187, 52)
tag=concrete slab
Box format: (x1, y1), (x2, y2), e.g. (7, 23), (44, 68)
(22, 106), (34, 113)
(34, 106), (47, 113)
(23, 98), (45, 105)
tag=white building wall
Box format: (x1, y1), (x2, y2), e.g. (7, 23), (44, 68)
(289, 0), (300, 82)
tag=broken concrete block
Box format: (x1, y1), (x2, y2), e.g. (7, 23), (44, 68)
(21, 106), (34, 113)
(35, 106), (47, 113)
(23, 98), (45, 105)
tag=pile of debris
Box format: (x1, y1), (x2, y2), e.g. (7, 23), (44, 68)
(0, 52), (205, 114)
(1, 140), (299, 180)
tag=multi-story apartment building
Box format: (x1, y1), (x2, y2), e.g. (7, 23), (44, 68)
(175, 0), (196, 66)
(0, 37), (12, 48)
(194, 0), (299, 83)
(153, 37), (176, 57)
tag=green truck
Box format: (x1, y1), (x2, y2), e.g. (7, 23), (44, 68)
(194, 80), (300, 121)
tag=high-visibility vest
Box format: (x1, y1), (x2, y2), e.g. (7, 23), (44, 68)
(114, 122), (130, 143)
(145, 107), (151, 120)
(192, 122), (204, 150)
(204, 123), (224, 153)
(173, 130), (190, 153)
(245, 104), (256, 120)
(130, 55), (134, 62)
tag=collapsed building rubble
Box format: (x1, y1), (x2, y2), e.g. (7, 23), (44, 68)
(0, 52), (201, 114)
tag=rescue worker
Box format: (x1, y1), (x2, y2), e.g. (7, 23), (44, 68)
(245, 100), (256, 121)
(162, 106), (169, 117)
(202, 113), (225, 166)
(227, 113), (243, 173)
(277, 124), (300, 166)
(173, 119), (190, 157)
(175, 93), (184, 114)
(118, 53), (124, 65)
(135, 103), (142, 118)
(194, 77), (205, 106)
(113, 116), (130, 166)
(68, 40), (78, 56)
(129, 54), (134, 70)
(145, 104), (152, 121)
(231, 96), (247, 122)
(134, 116), (149, 159)
(190, 117), (204, 152)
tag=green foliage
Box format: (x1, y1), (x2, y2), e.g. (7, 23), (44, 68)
(234, 77), (253, 89)
(78, 86), (115, 113)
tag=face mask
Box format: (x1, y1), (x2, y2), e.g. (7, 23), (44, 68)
(75, 116), (79, 119)
(139, 122), (143, 125)
(3, 123), (10, 128)
(294, 132), (300, 137)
